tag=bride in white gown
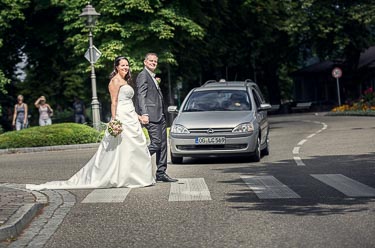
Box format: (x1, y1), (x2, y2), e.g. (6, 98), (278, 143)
(26, 56), (155, 190)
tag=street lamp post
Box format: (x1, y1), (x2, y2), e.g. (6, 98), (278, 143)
(79, 3), (101, 130)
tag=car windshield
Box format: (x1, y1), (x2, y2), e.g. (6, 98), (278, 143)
(183, 90), (252, 112)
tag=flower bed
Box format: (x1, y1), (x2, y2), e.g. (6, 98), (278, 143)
(329, 87), (375, 116)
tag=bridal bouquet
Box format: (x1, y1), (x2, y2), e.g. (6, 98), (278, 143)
(108, 119), (123, 137)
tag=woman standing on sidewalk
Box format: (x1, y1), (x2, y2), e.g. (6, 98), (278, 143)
(34, 96), (53, 126)
(12, 95), (28, 130)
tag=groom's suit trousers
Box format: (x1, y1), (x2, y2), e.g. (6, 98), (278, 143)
(146, 116), (167, 176)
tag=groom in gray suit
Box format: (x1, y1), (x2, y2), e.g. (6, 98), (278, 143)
(136, 53), (178, 183)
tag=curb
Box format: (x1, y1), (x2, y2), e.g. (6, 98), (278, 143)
(0, 185), (48, 242)
(0, 143), (100, 155)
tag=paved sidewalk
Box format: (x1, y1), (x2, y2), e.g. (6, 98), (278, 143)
(0, 184), (47, 243)
(0, 143), (98, 245)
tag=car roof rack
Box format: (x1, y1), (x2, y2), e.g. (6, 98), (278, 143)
(203, 80), (217, 86)
(203, 79), (256, 87)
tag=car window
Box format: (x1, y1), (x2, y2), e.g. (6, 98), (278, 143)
(183, 90), (252, 112)
(251, 88), (262, 108)
(253, 85), (266, 102)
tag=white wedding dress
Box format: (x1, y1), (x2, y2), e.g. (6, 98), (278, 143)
(26, 85), (155, 190)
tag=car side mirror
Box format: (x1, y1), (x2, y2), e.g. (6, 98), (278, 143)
(168, 106), (179, 114)
(258, 103), (272, 111)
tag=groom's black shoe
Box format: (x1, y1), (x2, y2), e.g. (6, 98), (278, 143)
(156, 174), (178, 182)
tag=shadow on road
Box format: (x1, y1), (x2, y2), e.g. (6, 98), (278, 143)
(213, 152), (375, 216)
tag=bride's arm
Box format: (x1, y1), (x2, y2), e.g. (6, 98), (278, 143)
(108, 79), (120, 120)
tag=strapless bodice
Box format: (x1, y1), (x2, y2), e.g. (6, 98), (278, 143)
(118, 84), (134, 102)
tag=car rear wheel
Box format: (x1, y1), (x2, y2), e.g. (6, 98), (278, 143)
(251, 136), (261, 162)
(171, 152), (183, 164)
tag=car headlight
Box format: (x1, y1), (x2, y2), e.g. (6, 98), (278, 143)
(232, 122), (254, 133)
(171, 124), (190, 134)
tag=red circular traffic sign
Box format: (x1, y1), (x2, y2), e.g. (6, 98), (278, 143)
(332, 67), (342, 79)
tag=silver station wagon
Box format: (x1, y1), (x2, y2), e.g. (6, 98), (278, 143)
(168, 80), (272, 164)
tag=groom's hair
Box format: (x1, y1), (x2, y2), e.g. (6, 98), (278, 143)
(145, 53), (158, 60)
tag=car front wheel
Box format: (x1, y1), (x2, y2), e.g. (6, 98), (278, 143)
(261, 137), (270, 156)
(251, 136), (261, 162)
(171, 152), (183, 164)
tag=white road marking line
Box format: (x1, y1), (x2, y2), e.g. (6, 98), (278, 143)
(292, 147), (300, 154)
(82, 188), (131, 203)
(311, 174), (375, 197)
(293, 121), (328, 166)
(307, 133), (316, 138)
(242, 176), (300, 199)
(169, 178), (212, 201)
(293, 156), (305, 166)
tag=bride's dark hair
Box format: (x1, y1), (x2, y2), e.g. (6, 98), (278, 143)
(109, 56), (133, 87)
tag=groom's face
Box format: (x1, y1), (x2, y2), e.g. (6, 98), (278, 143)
(144, 55), (158, 72)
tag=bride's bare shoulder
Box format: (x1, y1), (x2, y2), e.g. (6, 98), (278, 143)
(109, 77), (121, 87)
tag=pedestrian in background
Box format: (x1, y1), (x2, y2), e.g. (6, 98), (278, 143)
(73, 97), (86, 124)
(34, 96), (53, 126)
(12, 95), (28, 130)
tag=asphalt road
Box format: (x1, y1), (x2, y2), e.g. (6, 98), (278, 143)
(0, 113), (374, 248)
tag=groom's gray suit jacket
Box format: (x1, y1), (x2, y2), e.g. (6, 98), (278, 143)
(136, 68), (164, 123)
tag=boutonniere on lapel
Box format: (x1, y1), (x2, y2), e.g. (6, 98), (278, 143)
(155, 77), (161, 84)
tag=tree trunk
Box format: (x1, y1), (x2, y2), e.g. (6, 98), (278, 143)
(264, 64), (281, 104)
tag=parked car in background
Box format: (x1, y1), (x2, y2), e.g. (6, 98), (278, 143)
(168, 79), (272, 164)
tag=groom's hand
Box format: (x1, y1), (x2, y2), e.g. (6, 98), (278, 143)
(141, 115), (149, 125)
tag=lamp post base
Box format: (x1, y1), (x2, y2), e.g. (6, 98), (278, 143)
(91, 99), (101, 131)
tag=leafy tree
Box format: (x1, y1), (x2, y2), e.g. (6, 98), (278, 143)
(280, 0), (375, 94)
(19, 0), (205, 122)
(0, 0), (31, 131)
(1, 0), (375, 132)
(0, 0), (30, 92)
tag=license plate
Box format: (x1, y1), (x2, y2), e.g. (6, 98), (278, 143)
(195, 137), (226, 144)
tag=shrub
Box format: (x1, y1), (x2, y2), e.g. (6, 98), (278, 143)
(0, 123), (101, 149)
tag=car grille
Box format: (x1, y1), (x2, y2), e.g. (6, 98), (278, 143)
(188, 128), (233, 134)
(176, 144), (247, 150)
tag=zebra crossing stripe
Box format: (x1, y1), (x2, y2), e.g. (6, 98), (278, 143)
(82, 188), (131, 203)
(169, 178), (212, 201)
(241, 176), (301, 199)
(293, 156), (305, 166)
(311, 174), (375, 197)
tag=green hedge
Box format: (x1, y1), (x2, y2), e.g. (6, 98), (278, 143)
(0, 123), (102, 149)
